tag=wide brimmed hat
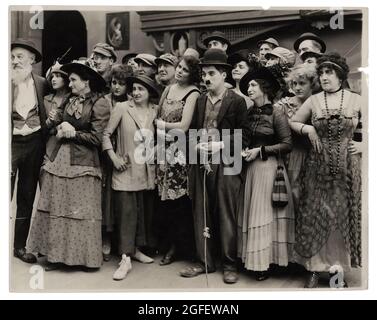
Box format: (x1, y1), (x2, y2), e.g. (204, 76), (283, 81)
(265, 47), (296, 67)
(134, 53), (157, 67)
(239, 67), (280, 96)
(228, 49), (251, 66)
(300, 50), (322, 62)
(257, 37), (279, 49)
(11, 38), (42, 63)
(155, 53), (179, 67)
(121, 52), (138, 64)
(61, 59), (106, 90)
(92, 43), (117, 61)
(202, 31), (231, 47)
(125, 75), (160, 98)
(199, 49), (232, 69)
(293, 32), (326, 53)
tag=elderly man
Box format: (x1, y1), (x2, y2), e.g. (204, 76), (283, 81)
(91, 42), (117, 91)
(11, 39), (49, 263)
(257, 37), (279, 66)
(155, 53), (178, 87)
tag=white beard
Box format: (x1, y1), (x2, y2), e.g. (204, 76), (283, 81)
(11, 64), (33, 85)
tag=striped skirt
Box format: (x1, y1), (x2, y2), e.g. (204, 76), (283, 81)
(238, 157), (295, 271)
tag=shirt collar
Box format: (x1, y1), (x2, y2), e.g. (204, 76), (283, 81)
(207, 87), (227, 105)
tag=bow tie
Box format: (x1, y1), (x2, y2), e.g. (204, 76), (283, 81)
(67, 95), (86, 119)
(249, 104), (273, 116)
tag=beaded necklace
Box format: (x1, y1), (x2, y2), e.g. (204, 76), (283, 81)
(324, 89), (344, 176)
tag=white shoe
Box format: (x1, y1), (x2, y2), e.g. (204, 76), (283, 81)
(131, 248), (154, 264)
(113, 254), (132, 281)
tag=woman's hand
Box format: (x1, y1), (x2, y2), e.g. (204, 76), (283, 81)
(348, 140), (362, 155)
(305, 125), (322, 153)
(111, 154), (128, 172)
(244, 148), (260, 162)
(48, 109), (58, 122)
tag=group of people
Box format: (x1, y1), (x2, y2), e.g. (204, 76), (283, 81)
(11, 30), (362, 288)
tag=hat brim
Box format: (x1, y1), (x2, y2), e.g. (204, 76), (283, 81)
(294, 35), (326, 53)
(61, 63), (106, 90)
(134, 58), (156, 68)
(155, 57), (176, 67)
(121, 53), (138, 64)
(125, 76), (159, 98)
(239, 68), (280, 96)
(203, 36), (231, 47)
(93, 48), (117, 61)
(228, 53), (250, 66)
(300, 51), (322, 61)
(199, 62), (232, 69)
(11, 42), (42, 63)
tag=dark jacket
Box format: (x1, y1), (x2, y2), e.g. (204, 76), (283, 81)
(47, 92), (111, 167)
(190, 88), (251, 153)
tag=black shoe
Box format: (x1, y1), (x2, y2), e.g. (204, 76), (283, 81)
(159, 254), (175, 266)
(44, 262), (63, 272)
(13, 248), (37, 264)
(223, 270), (238, 284)
(255, 271), (269, 281)
(305, 272), (320, 288)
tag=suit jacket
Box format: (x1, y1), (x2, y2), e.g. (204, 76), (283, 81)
(11, 73), (49, 136)
(190, 89), (251, 158)
(47, 92), (111, 167)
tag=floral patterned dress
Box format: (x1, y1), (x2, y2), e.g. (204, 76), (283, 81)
(156, 87), (200, 201)
(294, 90), (362, 271)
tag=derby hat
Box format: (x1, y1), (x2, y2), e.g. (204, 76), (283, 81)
(202, 31), (231, 47)
(199, 49), (232, 69)
(125, 75), (160, 98)
(293, 32), (326, 53)
(239, 67), (280, 96)
(11, 38), (42, 63)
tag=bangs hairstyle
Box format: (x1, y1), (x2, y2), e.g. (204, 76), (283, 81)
(181, 55), (201, 86)
(316, 52), (350, 81)
(286, 64), (319, 90)
(110, 64), (133, 83)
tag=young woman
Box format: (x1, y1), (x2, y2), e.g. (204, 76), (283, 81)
(102, 75), (160, 280)
(155, 55), (200, 266)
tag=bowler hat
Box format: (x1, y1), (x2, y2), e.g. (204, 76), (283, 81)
(125, 75), (160, 98)
(203, 31), (231, 47)
(199, 49), (232, 69)
(293, 32), (326, 53)
(61, 59), (106, 91)
(257, 37), (279, 49)
(92, 43), (118, 61)
(11, 38), (42, 63)
(239, 67), (280, 96)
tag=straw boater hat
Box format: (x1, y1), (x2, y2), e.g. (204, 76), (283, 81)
(125, 74), (160, 98)
(61, 58), (106, 90)
(239, 67), (281, 96)
(293, 32), (326, 53)
(11, 38), (42, 63)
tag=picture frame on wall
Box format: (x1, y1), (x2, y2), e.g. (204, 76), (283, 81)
(106, 11), (129, 50)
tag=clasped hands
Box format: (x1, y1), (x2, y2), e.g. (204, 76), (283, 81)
(56, 121), (76, 139)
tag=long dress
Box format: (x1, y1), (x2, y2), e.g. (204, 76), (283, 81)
(294, 90), (362, 272)
(274, 96), (311, 212)
(239, 104), (295, 271)
(27, 93), (109, 268)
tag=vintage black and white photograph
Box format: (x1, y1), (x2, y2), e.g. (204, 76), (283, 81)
(9, 6), (368, 292)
